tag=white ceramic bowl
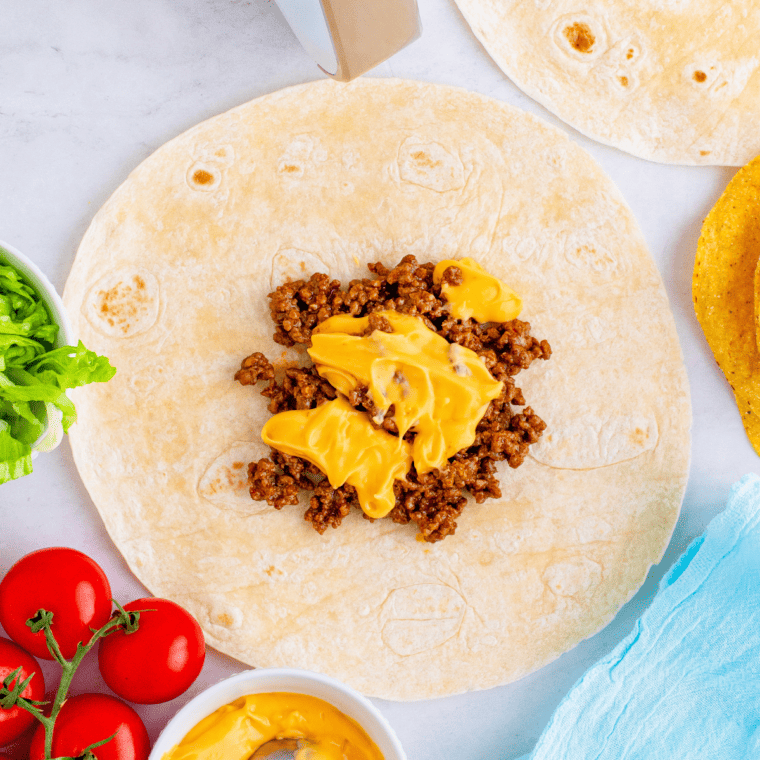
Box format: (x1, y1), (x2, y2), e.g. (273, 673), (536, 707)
(149, 669), (407, 760)
(0, 239), (74, 453)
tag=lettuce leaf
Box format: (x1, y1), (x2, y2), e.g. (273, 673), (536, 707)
(0, 419), (33, 484)
(26, 342), (116, 389)
(0, 262), (115, 484)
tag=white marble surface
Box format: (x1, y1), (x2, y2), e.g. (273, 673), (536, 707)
(1, 1), (758, 759)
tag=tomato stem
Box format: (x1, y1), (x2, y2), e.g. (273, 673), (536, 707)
(40, 617), (69, 669)
(0, 604), (146, 760)
(1, 667), (33, 707)
(40, 610), (143, 760)
(80, 729), (119, 756)
(111, 599), (141, 634)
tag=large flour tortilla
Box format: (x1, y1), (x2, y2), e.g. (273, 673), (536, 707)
(64, 79), (690, 700)
(453, 0), (760, 165)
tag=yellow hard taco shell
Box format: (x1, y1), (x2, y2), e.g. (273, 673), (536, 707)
(693, 154), (760, 454)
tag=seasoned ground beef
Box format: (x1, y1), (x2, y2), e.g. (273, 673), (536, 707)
(237, 255), (551, 542)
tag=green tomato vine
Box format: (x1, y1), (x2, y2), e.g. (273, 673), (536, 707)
(0, 601), (146, 760)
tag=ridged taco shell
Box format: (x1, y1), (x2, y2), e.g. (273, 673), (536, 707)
(693, 155), (760, 454)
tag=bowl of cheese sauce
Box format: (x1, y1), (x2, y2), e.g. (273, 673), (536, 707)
(151, 669), (405, 760)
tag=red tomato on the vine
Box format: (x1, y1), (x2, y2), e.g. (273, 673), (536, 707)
(28, 694), (149, 760)
(98, 598), (205, 704)
(0, 548), (112, 660)
(0, 637), (45, 746)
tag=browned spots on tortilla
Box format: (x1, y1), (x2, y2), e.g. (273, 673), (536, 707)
(203, 467), (247, 496)
(627, 48), (634, 60)
(629, 427), (646, 446)
(700, 150), (711, 156)
(282, 164), (299, 173)
(564, 22), (595, 53)
(204, 477), (221, 495)
(94, 275), (151, 334)
(272, 358), (301, 371)
(192, 169), (214, 185)
(99, 285), (135, 332)
(411, 150), (442, 169)
(693, 70), (707, 83)
(265, 566), (275, 576)
(232, 461), (245, 470)
(216, 613), (234, 626)
(619, 76), (629, 87)
(272, 350), (298, 372)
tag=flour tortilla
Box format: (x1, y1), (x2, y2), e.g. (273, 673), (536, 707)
(64, 79), (690, 700)
(452, 0), (760, 165)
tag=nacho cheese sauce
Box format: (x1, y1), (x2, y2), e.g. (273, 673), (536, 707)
(162, 693), (384, 760)
(432, 257), (522, 323)
(309, 311), (503, 474)
(238, 254), (551, 540)
(259, 265), (518, 520)
(261, 396), (412, 518)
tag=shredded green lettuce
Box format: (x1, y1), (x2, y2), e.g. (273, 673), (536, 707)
(0, 262), (115, 485)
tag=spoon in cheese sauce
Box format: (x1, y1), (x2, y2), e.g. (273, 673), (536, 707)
(250, 739), (320, 760)
(164, 693), (381, 760)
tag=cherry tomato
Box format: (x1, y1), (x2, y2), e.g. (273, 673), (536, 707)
(98, 598), (205, 704)
(0, 547), (111, 660)
(0, 548), (112, 660)
(0, 637), (45, 747)
(28, 694), (149, 760)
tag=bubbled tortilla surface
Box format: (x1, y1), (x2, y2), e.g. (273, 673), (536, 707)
(64, 79), (690, 700)
(453, 0), (760, 165)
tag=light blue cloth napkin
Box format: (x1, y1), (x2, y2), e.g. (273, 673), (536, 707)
(528, 473), (760, 760)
